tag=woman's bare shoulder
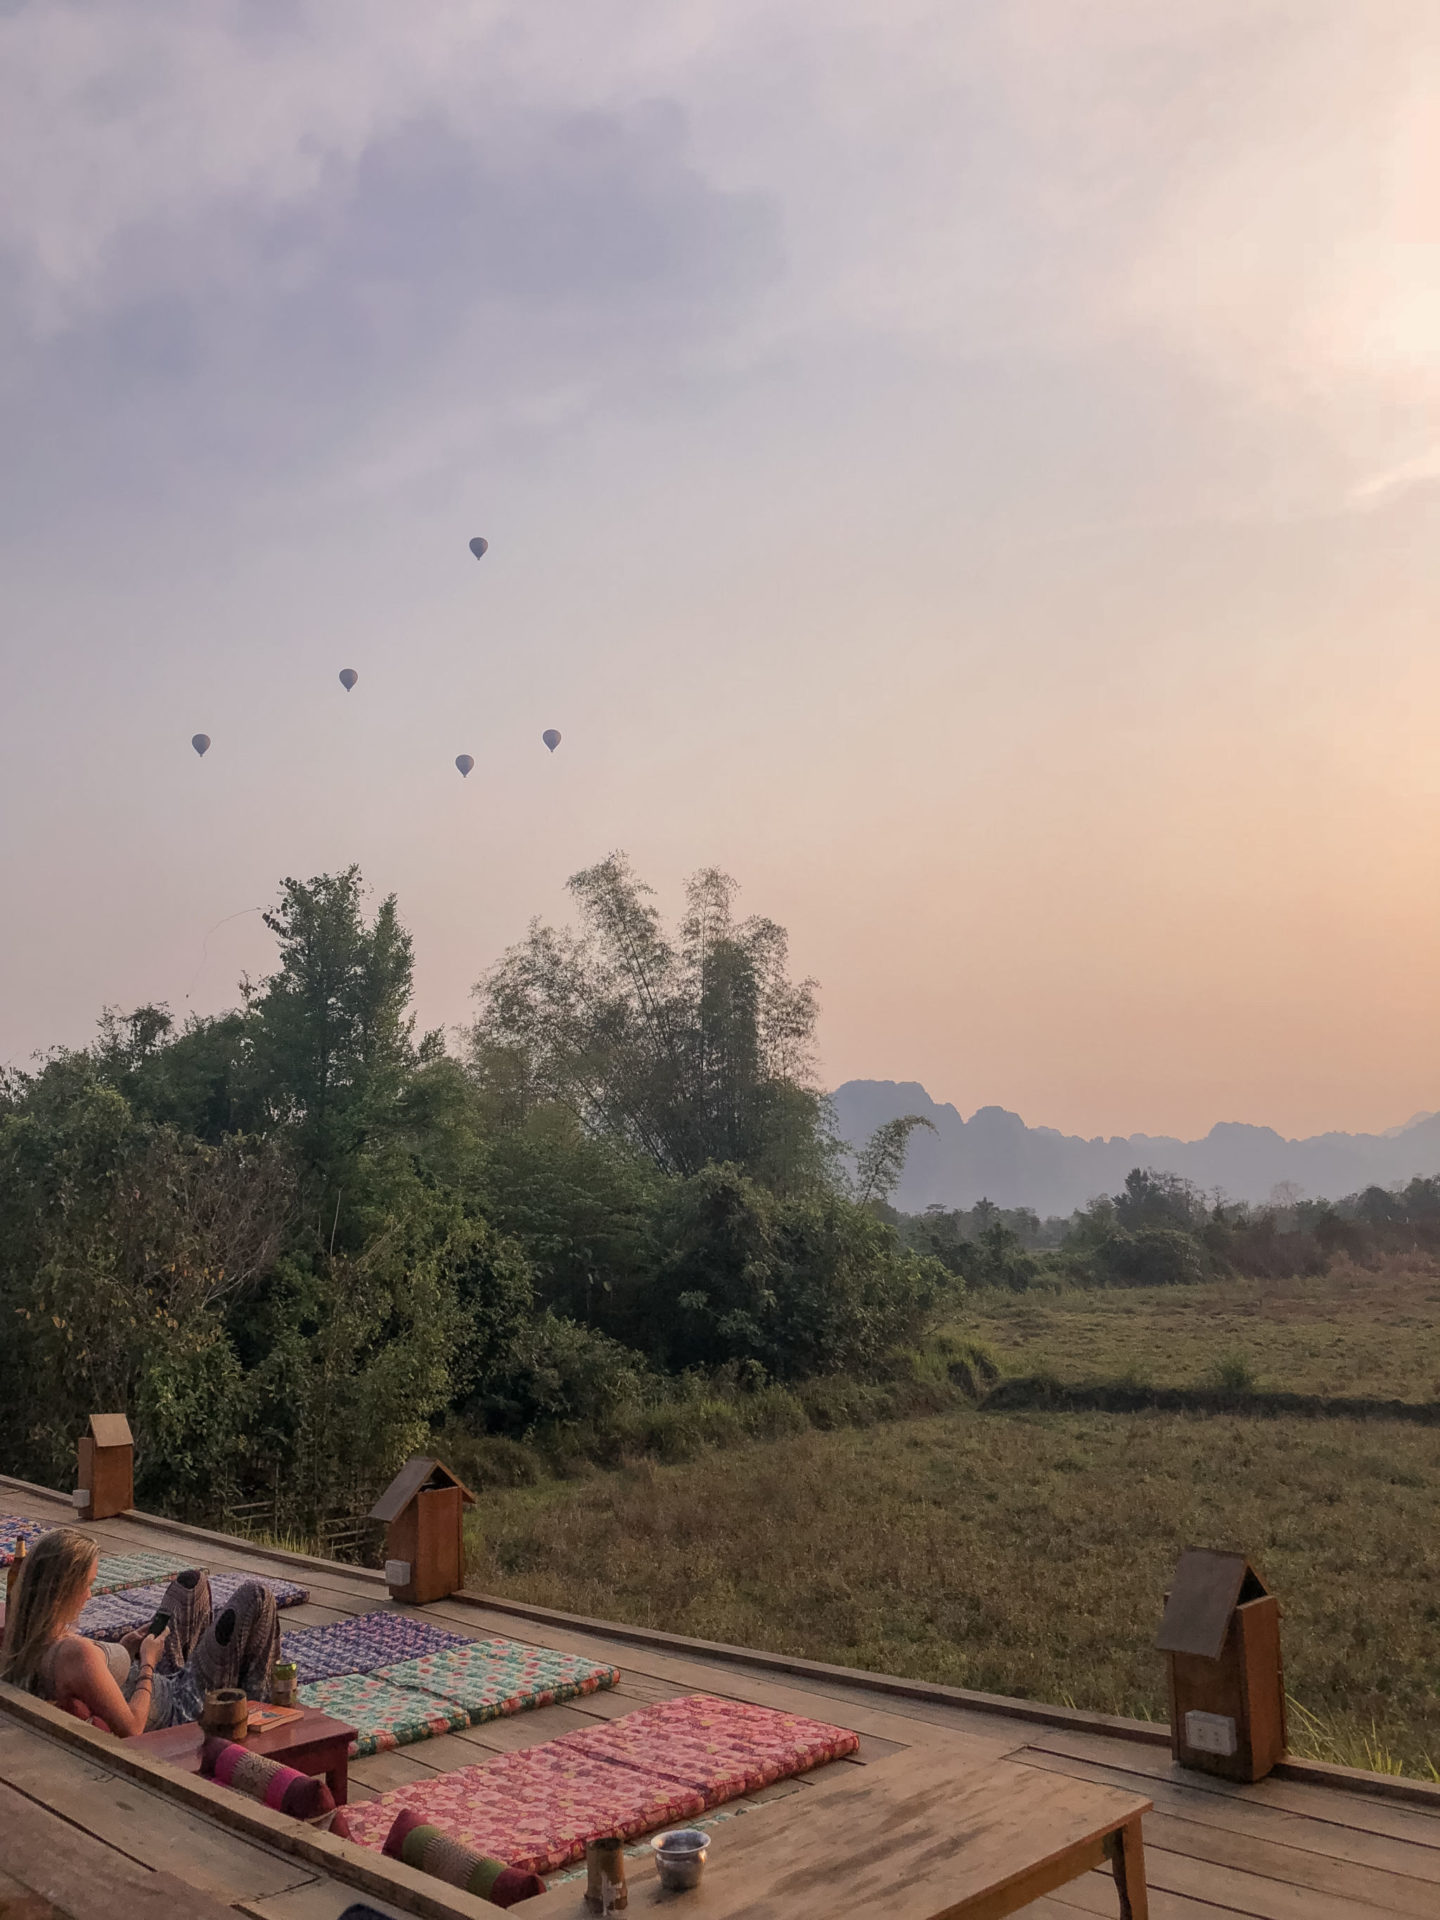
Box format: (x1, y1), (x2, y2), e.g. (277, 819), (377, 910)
(52, 1633), (108, 1682)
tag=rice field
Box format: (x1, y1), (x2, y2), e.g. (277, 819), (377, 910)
(466, 1260), (1440, 1774)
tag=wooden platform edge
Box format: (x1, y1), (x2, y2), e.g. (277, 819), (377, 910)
(451, 1586), (1177, 1745)
(1269, 1753), (1440, 1811)
(0, 1472), (1165, 1745)
(0, 1686), (489, 1920)
(10, 1472), (1440, 1817)
(0, 1473), (387, 1589)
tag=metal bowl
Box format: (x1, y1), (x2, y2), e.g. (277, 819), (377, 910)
(651, 1829), (711, 1891)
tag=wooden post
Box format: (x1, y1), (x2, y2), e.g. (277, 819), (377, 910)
(75, 1414), (134, 1522)
(369, 1458), (475, 1605)
(1157, 1547), (1286, 1783)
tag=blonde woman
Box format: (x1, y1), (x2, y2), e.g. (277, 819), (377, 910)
(0, 1528), (279, 1733)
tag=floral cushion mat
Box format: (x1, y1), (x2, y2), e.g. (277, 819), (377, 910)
(378, 1638), (619, 1724)
(80, 1569), (309, 1641)
(298, 1671), (471, 1757)
(281, 1610), (474, 1685)
(341, 1694), (858, 1874)
(0, 1515), (55, 1569)
(90, 1551), (191, 1595)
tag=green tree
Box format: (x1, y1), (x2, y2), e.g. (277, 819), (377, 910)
(0, 1060), (293, 1505)
(476, 1105), (665, 1329)
(95, 1003), (262, 1142)
(643, 1164), (950, 1380)
(241, 869), (446, 1248)
(850, 1115), (935, 1207)
(471, 855), (829, 1190)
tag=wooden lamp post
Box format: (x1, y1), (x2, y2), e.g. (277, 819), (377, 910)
(1157, 1546), (1286, 1783)
(370, 1457), (476, 1605)
(75, 1414), (135, 1522)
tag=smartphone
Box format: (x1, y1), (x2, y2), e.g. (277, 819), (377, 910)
(147, 1609), (171, 1637)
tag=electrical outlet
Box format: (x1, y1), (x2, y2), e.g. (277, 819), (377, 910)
(1184, 1710), (1238, 1756)
(385, 1558), (412, 1587)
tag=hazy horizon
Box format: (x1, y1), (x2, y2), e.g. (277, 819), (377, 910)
(5, 3), (1440, 1143)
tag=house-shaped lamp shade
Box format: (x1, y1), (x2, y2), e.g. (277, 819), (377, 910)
(1157, 1547), (1286, 1782)
(75, 1414), (134, 1523)
(369, 1457), (476, 1605)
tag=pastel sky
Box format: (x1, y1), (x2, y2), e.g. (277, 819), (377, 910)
(4, 1), (1440, 1141)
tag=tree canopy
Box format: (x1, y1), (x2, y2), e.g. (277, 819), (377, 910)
(0, 858), (948, 1531)
(471, 855), (830, 1190)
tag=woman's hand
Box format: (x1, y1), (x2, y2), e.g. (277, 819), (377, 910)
(138, 1631), (167, 1672)
(120, 1629), (145, 1657)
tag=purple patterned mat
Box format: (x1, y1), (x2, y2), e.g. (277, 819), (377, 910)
(281, 1610), (473, 1685)
(0, 1514), (55, 1568)
(79, 1568), (310, 1641)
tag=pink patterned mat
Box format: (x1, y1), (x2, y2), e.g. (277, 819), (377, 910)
(342, 1694), (857, 1874)
(562, 1693), (859, 1800)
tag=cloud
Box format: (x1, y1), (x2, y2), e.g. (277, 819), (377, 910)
(2, 0), (1438, 522)
(0, 5), (780, 518)
(1349, 444), (1440, 508)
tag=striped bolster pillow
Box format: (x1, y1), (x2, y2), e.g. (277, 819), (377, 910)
(383, 1807), (546, 1908)
(200, 1736), (351, 1838)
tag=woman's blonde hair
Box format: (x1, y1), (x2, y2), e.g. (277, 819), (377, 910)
(0, 1528), (99, 1694)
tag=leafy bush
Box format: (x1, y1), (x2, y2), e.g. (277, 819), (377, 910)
(1209, 1349), (1261, 1394)
(472, 1313), (654, 1438)
(1083, 1225), (1208, 1288)
(644, 1164), (951, 1381)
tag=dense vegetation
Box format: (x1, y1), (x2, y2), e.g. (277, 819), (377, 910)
(0, 859), (950, 1529)
(895, 1162), (1440, 1293)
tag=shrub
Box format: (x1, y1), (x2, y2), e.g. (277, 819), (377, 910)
(644, 1164), (951, 1381)
(471, 1312), (654, 1438)
(1088, 1226), (1207, 1288)
(1209, 1349), (1260, 1394)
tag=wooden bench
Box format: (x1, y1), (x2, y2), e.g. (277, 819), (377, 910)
(525, 1748), (1151, 1920)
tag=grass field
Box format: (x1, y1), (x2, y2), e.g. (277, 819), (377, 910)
(963, 1257), (1440, 1401)
(465, 1259), (1440, 1775)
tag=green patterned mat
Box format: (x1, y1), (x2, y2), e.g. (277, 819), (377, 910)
(298, 1671), (471, 1757)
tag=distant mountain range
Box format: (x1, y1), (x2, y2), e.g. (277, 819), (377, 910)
(829, 1081), (1440, 1217)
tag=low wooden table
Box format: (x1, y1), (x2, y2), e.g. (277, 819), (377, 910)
(130, 1707), (357, 1805)
(525, 1749), (1151, 1920)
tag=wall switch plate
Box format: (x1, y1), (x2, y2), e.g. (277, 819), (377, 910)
(1184, 1710), (1238, 1756)
(384, 1559), (412, 1587)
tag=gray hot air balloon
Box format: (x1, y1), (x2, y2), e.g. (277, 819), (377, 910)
(469, 537), (489, 560)
(455, 754), (474, 777)
(339, 668), (358, 691)
(542, 729), (561, 753)
(192, 734), (211, 757)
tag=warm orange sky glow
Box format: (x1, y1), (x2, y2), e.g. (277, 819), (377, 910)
(3, 3), (1439, 1143)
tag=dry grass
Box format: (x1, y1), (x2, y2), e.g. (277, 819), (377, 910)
(961, 1255), (1440, 1401)
(466, 1404), (1440, 1773)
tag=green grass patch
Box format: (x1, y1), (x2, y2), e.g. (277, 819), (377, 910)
(958, 1255), (1440, 1402)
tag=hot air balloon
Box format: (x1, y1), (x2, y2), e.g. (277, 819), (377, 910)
(192, 734), (211, 757)
(455, 754), (474, 777)
(542, 729), (561, 753)
(339, 668), (358, 691)
(469, 537), (489, 560)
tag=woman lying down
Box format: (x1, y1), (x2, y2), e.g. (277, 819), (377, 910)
(0, 1527), (279, 1734)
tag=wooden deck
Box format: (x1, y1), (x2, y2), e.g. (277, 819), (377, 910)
(5, 1475), (1440, 1919)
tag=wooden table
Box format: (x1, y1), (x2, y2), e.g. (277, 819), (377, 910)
(525, 1749), (1152, 1920)
(130, 1708), (357, 1805)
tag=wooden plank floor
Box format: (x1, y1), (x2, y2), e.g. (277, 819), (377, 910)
(6, 1482), (1440, 1918)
